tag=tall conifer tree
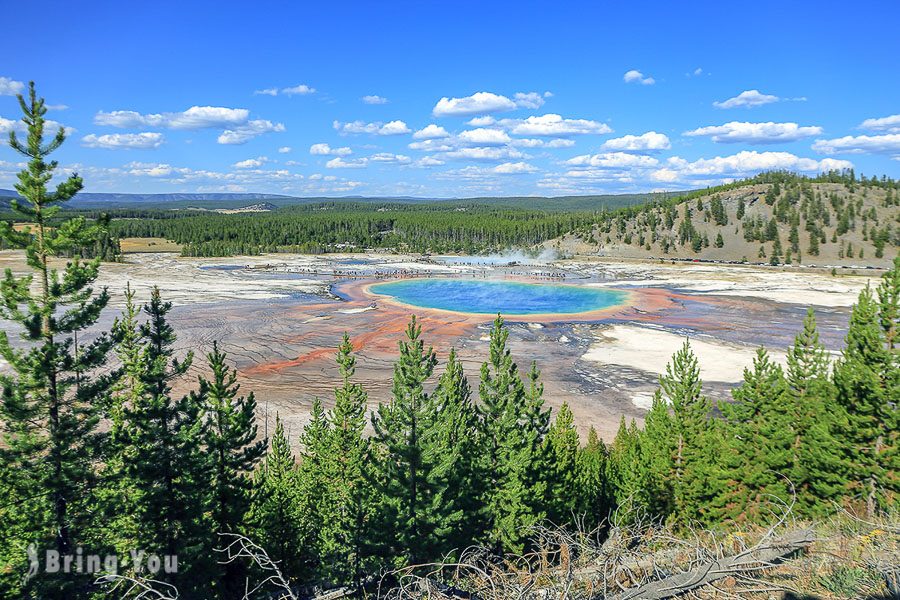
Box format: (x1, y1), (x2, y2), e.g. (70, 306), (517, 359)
(0, 82), (113, 598)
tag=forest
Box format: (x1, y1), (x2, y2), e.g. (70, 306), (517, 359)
(1, 85), (898, 599)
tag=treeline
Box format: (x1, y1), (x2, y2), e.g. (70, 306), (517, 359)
(105, 203), (599, 257)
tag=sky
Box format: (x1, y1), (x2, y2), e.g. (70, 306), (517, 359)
(1, 0), (899, 198)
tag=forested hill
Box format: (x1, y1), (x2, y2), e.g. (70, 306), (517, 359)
(556, 171), (900, 269)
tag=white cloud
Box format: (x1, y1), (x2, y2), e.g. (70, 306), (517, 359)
(493, 161), (538, 174)
(511, 138), (544, 148)
(713, 90), (779, 109)
(546, 138), (576, 148)
(433, 92), (517, 117)
(46, 104), (69, 111)
(688, 67), (703, 77)
(467, 116), (496, 127)
(812, 134), (900, 158)
(859, 114), (900, 134)
(443, 147), (526, 162)
(278, 146), (292, 153)
(408, 139), (454, 152)
(684, 121), (823, 144)
(217, 119), (285, 144)
(254, 88), (279, 96)
(233, 156), (269, 169)
(0, 77), (24, 96)
(416, 156), (445, 167)
(333, 119), (411, 135)
(282, 84), (316, 96)
(369, 153), (411, 164)
(566, 152), (660, 169)
(326, 157), (368, 168)
(502, 114), (612, 136)
(412, 124), (450, 139)
(362, 95), (389, 104)
(602, 131), (671, 152)
(623, 70), (655, 85)
(95, 106), (250, 129)
(458, 128), (512, 146)
(513, 92), (548, 109)
(654, 151), (853, 180)
(310, 143), (353, 156)
(81, 132), (164, 149)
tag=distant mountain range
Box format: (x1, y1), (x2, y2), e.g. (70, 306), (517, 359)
(0, 188), (686, 212)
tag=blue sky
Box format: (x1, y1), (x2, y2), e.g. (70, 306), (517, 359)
(2, 0), (898, 198)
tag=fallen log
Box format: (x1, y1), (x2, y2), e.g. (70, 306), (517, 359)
(603, 528), (815, 600)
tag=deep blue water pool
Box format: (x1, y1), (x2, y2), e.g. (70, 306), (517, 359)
(369, 279), (626, 315)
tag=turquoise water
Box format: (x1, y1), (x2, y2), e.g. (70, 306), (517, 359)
(369, 279), (626, 315)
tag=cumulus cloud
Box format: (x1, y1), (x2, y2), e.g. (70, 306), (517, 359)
(566, 152), (660, 169)
(458, 128), (512, 146)
(326, 157), (368, 168)
(281, 84), (316, 95)
(684, 121), (823, 144)
(95, 106), (250, 129)
(253, 88), (279, 96)
(812, 134), (900, 158)
(713, 90), (780, 109)
(501, 114), (612, 136)
(310, 143), (353, 156)
(652, 151), (852, 181)
(369, 152), (411, 164)
(623, 70), (655, 85)
(513, 92), (550, 109)
(278, 146), (292, 153)
(81, 132), (164, 149)
(416, 156), (445, 167)
(433, 92), (518, 117)
(362, 95), (389, 104)
(601, 131), (671, 152)
(467, 116), (496, 127)
(413, 124), (450, 139)
(859, 114), (900, 133)
(333, 119), (411, 135)
(493, 161), (538, 174)
(217, 119), (285, 144)
(408, 139), (454, 152)
(233, 156), (269, 169)
(0, 77), (24, 96)
(444, 146), (526, 162)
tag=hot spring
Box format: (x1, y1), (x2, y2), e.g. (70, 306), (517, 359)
(368, 279), (627, 316)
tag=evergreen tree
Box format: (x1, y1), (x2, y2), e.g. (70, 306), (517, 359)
(0, 82), (114, 598)
(477, 316), (546, 553)
(198, 342), (266, 598)
(784, 310), (844, 517)
(605, 418), (645, 520)
(248, 416), (307, 581)
(543, 403), (581, 525)
(424, 347), (483, 555)
(370, 316), (442, 565)
(661, 341), (718, 526)
(639, 391), (675, 518)
(316, 334), (374, 587)
(114, 288), (212, 594)
(833, 257), (900, 515)
(719, 348), (793, 523)
(575, 427), (609, 530)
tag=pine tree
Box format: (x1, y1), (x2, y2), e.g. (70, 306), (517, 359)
(543, 403), (581, 525)
(315, 334), (375, 587)
(719, 348), (793, 523)
(661, 340), (717, 526)
(198, 342), (266, 598)
(605, 417), (645, 520)
(370, 316), (441, 565)
(116, 287), (211, 594)
(0, 82), (114, 598)
(639, 391), (675, 518)
(784, 309), (844, 517)
(833, 257), (900, 515)
(477, 315), (546, 553)
(575, 427), (609, 530)
(248, 415), (307, 581)
(424, 347), (483, 555)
